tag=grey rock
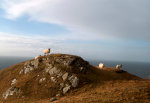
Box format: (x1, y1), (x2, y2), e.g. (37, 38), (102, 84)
(53, 55), (89, 74)
(55, 59), (63, 63)
(63, 61), (71, 66)
(68, 75), (74, 81)
(56, 93), (60, 97)
(30, 59), (39, 68)
(11, 79), (17, 85)
(80, 67), (86, 73)
(50, 97), (57, 102)
(46, 58), (50, 61)
(59, 83), (64, 90)
(63, 84), (71, 94)
(57, 72), (63, 78)
(33, 59), (39, 68)
(68, 75), (79, 88)
(42, 58), (46, 61)
(80, 67), (84, 71)
(62, 72), (68, 81)
(21, 59), (40, 74)
(63, 59), (74, 66)
(46, 63), (53, 68)
(24, 66), (34, 74)
(24, 61), (30, 66)
(51, 77), (56, 83)
(72, 77), (79, 87)
(2, 87), (20, 99)
(30, 61), (34, 65)
(19, 69), (24, 75)
(49, 67), (61, 75)
(45, 68), (50, 73)
(34, 55), (41, 60)
(54, 56), (77, 66)
(39, 78), (46, 83)
(45, 64), (54, 73)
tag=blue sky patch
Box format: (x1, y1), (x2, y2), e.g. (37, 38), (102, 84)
(0, 13), (69, 36)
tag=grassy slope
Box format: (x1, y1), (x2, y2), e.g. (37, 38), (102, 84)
(0, 54), (149, 103)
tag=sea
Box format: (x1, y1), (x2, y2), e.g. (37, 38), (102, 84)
(0, 56), (150, 79)
(0, 56), (32, 70)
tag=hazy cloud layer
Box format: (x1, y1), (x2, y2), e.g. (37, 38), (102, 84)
(0, 31), (150, 62)
(1, 0), (150, 41)
(0, 32), (78, 56)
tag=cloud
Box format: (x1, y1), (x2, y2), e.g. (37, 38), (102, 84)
(0, 0), (150, 62)
(0, 32), (78, 56)
(0, 32), (150, 62)
(1, 0), (150, 41)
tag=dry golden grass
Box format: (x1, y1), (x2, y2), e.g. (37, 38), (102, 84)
(34, 80), (150, 103)
(0, 54), (149, 103)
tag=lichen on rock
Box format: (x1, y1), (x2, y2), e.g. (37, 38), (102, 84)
(19, 58), (40, 74)
(2, 87), (20, 99)
(59, 83), (64, 90)
(51, 77), (56, 83)
(50, 97), (57, 102)
(63, 84), (71, 94)
(39, 78), (46, 83)
(68, 75), (79, 88)
(62, 72), (68, 81)
(48, 67), (61, 76)
(11, 79), (17, 86)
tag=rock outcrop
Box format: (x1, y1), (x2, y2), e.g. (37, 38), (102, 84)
(19, 59), (40, 74)
(2, 54), (90, 101)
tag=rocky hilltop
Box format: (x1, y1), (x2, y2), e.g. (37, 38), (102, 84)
(0, 54), (150, 103)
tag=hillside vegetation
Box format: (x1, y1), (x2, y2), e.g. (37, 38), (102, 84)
(0, 54), (150, 103)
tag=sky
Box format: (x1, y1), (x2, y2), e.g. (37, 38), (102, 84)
(0, 0), (150, 62)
